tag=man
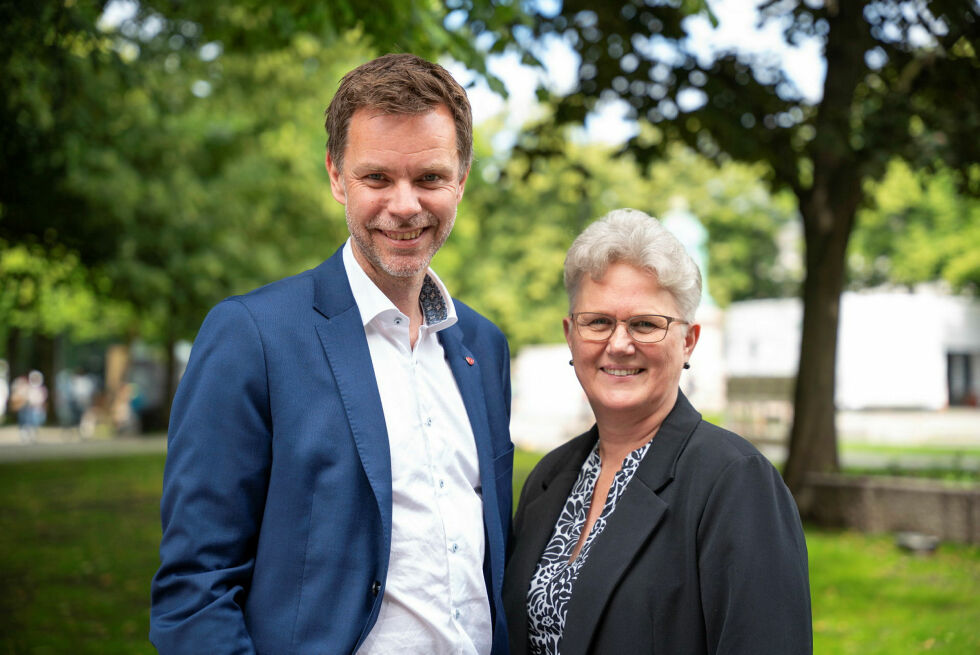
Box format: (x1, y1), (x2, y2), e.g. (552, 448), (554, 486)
(150, 53), (514, 655)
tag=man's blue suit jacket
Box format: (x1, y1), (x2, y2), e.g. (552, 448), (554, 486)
(150, 247), (514, 654)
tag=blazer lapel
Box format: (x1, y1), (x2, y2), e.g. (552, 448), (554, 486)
(560, 392), (703, 655)
(311, 250), (393, 548)
(559, 482), (668, 655)
(439, 325), (507, 595)
(506, 430), (597, 649)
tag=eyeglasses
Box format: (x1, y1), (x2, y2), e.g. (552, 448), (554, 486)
(570, 312), (688, 344)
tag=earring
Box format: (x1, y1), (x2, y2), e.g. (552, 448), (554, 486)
(683, 362), (691, 369)
(569, 359), (574, 366)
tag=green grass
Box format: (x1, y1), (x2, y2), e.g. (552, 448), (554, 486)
(808, 529), (980, 654)
(1, 451), (978, 654)
(0, 455), (165, 655)
(840, 443), (980, 458)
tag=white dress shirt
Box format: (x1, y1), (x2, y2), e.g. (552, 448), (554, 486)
(344, 241), (491, 655)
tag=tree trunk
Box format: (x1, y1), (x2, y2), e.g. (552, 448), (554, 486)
(782, 0), (870, 514)
(5, 328), (20, 376)
(782, 199), (852, 507)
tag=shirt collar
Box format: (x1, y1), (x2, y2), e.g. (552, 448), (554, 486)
(342, 238), (457, 331)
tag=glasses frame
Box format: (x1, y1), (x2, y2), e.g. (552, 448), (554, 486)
(570, 312), (689, 344)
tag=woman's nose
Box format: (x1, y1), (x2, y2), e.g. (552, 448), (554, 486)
(606, 322), (635, 353)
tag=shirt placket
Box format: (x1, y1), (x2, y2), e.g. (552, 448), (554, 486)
(414, 328), (468, 639)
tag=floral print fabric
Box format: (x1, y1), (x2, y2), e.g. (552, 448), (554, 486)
(525, 439), (653, 654)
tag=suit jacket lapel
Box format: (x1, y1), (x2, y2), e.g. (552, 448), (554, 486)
(560, 392), (703, 655)
(311, 250), (393, 548)
(506, 429), (596, 649)
(439, 325), (508, 600)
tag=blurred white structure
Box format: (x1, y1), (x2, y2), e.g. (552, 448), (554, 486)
(509, 344), (594, 452)
(726, 289), (980, 410)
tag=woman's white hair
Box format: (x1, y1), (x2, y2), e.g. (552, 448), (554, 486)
(564, 208), (703, 322)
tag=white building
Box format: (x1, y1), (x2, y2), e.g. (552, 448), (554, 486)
(725, 289), (980, 410)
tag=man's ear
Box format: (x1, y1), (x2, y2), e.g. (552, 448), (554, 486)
(325, 152), (346, 204)
(455, 165), (470, 203)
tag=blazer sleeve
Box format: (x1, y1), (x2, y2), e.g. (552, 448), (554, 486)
(150, 299), (273, 655)
(697, 454), (813, 654)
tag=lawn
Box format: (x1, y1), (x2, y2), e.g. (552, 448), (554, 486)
(0, 451), (978, 654)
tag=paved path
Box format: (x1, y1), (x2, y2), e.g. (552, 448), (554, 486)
(2, 413), (977, 471)
(0, 426), (166, 462)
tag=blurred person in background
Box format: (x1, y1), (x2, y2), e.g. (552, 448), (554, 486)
(0, 359), (8, 424)
(503, 209), (812, 655)
(11, 370), (47, 443)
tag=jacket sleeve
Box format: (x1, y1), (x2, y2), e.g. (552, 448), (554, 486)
(150, 299), (273, 655)
(697, 454), (813, 654)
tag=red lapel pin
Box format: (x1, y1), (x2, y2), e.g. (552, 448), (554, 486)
(465, 356), (475, 366)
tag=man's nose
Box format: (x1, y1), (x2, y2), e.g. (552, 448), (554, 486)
(388, 181), (422, 217)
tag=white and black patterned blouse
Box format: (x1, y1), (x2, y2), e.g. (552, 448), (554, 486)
(525, 439), (653, 655)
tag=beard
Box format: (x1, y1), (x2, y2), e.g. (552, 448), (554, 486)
(346, 205), (456, 280)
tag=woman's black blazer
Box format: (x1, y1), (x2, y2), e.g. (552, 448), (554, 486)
(503, 391), (812, 655)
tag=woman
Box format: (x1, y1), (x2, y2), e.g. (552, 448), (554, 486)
(503, 209), (812, 654)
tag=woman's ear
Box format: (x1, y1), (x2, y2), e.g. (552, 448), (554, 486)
(683, 322), (701, 360)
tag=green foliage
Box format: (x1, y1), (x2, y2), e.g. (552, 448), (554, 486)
(851, 161), (980, 293)
(437, 133), (801, 351)
(643, 145), (801, 306)
(68, 31), (366, 342)
(0, 241), (133, 344)
(0, 0), (537, 351)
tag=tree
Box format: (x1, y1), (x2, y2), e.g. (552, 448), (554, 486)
(437, 116), (800, 351)
(0, 0), (531, 265)
(850, 159), (980, 292)
(523, 0), (980, 508)
(0, 0), (535, 418)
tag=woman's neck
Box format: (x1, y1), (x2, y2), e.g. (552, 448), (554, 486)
(593, 388), (678, 469)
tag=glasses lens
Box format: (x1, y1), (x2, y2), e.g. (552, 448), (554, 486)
(576, 313), (614, 340)
(628, 315), (669, 342)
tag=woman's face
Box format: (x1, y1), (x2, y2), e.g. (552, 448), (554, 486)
(564, 261), (699, 424)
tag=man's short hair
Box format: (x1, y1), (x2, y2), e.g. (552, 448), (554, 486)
(325, 53), (473, 180)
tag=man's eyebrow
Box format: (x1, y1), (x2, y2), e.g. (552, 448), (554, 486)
(351, 161), (457, 175)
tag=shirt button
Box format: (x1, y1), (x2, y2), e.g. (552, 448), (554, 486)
(394, 318), (402, 325)
(453, 608), (461, 620)
(451, 542), (459, 553)
(425, 417), (433, 427)
(438, 479), (445, 489)
(371, 580), (381, 597)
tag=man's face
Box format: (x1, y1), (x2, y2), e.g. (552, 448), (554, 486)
(326, 105), (467, 285)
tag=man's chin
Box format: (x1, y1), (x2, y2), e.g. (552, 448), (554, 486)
(375, 254), (431, 279)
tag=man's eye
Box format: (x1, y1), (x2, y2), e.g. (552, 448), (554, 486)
(587, 317), (612, 327)
(366, 173), (385, 181)
(421, 173), (441, 182)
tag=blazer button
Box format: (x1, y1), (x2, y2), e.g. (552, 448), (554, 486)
(371, 580), (381, 597)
